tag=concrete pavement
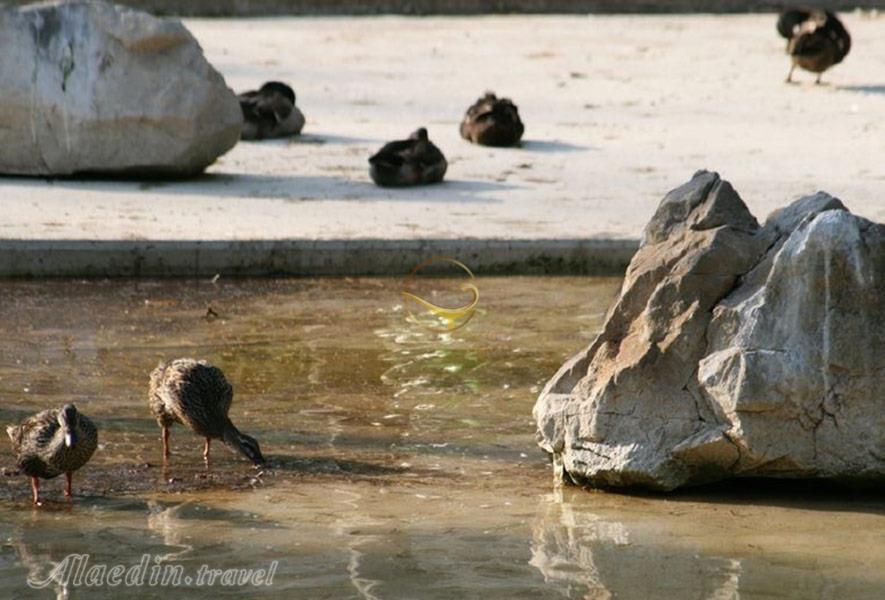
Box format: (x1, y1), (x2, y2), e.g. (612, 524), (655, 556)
(1, 14), (882, 276)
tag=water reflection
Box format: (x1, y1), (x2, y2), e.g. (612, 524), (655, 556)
(1, 498), (288, 599)
(531, 487), (885, 600)
(531, 490), (741, 599)
(332, 488), (386, 600)
(2, 278), (880, 599)
(147, 501), (194, 561)
(8, 525), (72, 600)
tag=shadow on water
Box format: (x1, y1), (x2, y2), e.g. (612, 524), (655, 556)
(666, 477), (885, 515)
(577, 477), (885, 517)
(269, 455), (415, 479)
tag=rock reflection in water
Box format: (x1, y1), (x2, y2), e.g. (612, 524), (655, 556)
(531, 489), (740, 599)
(531, 486), (885, 600)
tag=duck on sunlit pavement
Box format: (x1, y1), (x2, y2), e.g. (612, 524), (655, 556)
(148, 358), (266, 466)
(238, 81), (306, 140)
(6, 404), (98, 505)
(777, 8), (851, 84)
(368, 127), (448, 187)
(460, 91), (525, 147)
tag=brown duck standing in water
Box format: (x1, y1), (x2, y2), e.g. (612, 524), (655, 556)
(777, 8), (851, 84)
(148, 359), (265, 466)
(6, 404), (98, 505)
(368, 128), (447, 187)
(238, 81), (305, 140)
(460, 92), (525, 147)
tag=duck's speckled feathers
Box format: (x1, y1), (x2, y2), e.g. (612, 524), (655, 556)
(460, 92), (524, 147)
(6, 408), (98, 479)
(149, 359), (233, 438)
(148, 359), (265, 465)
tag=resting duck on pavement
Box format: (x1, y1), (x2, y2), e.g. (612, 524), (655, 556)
(368, 128), (447, 187)
(238, 81), (305, 140)
(460, 92), (524, 147)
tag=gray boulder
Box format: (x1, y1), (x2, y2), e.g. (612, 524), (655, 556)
(534, 170), (884, 490)
(0, 0), (241, 176)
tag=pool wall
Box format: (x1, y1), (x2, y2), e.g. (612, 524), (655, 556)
(0, 238), (638, 278)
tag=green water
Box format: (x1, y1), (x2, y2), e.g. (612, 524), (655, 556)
(0, 278), (882, 599)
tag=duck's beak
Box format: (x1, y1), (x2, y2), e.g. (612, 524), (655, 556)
(64, 430), (76, 448)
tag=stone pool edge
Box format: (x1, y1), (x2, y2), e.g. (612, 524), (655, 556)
(0, 238), (638, 278)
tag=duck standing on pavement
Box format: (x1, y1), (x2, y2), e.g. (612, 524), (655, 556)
(777, 8), (851, 84)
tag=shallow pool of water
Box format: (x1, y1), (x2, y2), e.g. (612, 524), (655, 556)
(0, 277), (882, 599)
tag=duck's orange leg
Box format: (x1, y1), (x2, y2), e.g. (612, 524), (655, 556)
(30, 476), (40, 505)
(203, 438), (211, 462)
(162, 425), (170, 461)
(64, 472), (73, 499)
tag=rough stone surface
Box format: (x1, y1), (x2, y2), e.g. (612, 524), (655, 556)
(0, 0), (241, 176)
(534, 170), (885, 490)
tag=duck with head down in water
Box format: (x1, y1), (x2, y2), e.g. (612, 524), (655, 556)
(148, 358), (265, 467)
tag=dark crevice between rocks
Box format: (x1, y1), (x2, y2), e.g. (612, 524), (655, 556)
(673, 176), (774, 480)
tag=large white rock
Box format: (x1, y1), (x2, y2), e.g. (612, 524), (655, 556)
(0, 0), (241, 176)
(534, 171), (885, 490)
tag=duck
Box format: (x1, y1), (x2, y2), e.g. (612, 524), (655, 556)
(460, 92), (524, 147)
(6, 404), (98, 505)
(368, 128), (447, 187)
(777, 8), (851, 84)
(238, 81), (305, 140)
(148, 358), (265, 466)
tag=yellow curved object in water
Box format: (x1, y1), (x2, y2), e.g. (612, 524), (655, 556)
(401, 282), (479, 318)
(401, 258), (480, 331)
